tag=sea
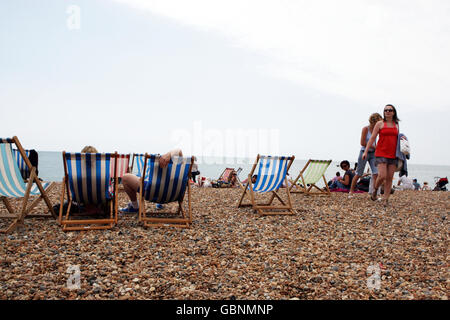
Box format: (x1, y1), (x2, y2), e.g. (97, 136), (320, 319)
(37, 151), (449, 188)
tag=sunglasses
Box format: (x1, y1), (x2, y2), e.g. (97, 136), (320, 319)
(384, 109), (394, 112)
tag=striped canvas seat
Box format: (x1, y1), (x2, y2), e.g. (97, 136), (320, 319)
(59, 152), (119, 231)
(238, 154), (295, 216)
(253, 156), (290, 193)
(290, 159), (332, 195)
(64, 153), (114, 205)
(1, 137), (56, 234)
(12, 149), (31, 180)
(110, 154), (130, 179)
(142, 155), (191, 204)
(132, 153), (150, 179)
(138, 154), (194, 228)
(218, 168), (234, 183)
(0, 143), (49, 198)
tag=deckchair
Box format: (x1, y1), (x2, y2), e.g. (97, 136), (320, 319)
(12, 149), (31, 181)
(238, 154), (295, 216)
(214, 167), (243, 188)
(59, 152), (118, 231)
(289, 159), (332, 195)
(138, 154), (194, 228)
(110, 153), (130, 180)
(130, 153), (150, 179)
(0, 137), (56, 233)
(217, 167), (235, 183)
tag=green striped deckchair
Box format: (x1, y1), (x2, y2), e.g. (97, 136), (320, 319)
(0, 136), (56, 233)
(290, 159), (332, 195)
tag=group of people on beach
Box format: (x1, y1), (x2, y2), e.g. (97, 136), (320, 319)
(331, 104), (408, 205)
(80, 104), (435, 211)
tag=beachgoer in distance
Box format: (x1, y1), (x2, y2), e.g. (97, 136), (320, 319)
(421, 182), (431, 191)
(412, 179), (421, 190)
(329, 160), (354, 190)
(191, 156), (200, 183)
(349, 113), (383, 197)
(362, 104), (404, 204)
(228, 170), (238, 187)
(328, 172), (340, 187)
(120, 149), (183, 213)
(396, 175), (415, 190)
(242, 175), (257, 185)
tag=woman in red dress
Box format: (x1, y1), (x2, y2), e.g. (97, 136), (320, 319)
(362, 104), (400, 204)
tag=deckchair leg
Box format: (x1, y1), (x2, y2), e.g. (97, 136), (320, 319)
(1, 197), (14, 214)
(58, 178), (66, 224)
(237, 175), (252, 208)
(322, 175), (331, 195)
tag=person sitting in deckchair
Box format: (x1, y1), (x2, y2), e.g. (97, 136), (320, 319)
(242, 175), (258, 185)
(119, 149), (183, 213)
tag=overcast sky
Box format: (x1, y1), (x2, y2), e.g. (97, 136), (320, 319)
(1, 0), (449, 165)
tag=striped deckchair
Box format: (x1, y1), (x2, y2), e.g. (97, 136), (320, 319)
(289, 159), (332, 195)
(110, 153), (130, 180)
(138, 154), (194, 228)
(59, 152), (119, 231)
(238, 154), (295, 216)
(218, 168), (235, 183)
(0, 136), (56, 233)
(131, 153), (150, 179)
(12, 149), (31, 181)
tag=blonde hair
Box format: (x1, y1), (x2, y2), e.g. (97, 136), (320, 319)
(81, 146), (98, 153)
(369, 113), (382, 126)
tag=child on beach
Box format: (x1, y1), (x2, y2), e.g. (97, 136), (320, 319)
(421, 182), (432, 191)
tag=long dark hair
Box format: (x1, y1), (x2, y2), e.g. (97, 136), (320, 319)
(383, 104), (400, 123)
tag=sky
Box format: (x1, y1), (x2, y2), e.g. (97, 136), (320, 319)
(1, 0), (449, 165)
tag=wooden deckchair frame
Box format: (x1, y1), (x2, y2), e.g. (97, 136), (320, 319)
(138, 154), (194, 229)
(58, 151), (119, 231)
(289, 159), (332, 195)
(237, 154), (296, 216)
(0, 136), (56, 234)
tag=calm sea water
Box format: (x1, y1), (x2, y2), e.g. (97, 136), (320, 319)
(37, 151), (449, 188)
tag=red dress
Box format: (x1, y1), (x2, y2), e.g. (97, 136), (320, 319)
(375, 122), (398, 159)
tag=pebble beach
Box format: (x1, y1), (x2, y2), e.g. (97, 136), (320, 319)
(0, 183), (448, 300)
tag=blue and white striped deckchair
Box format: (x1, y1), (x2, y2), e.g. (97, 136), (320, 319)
(59, 151), (119, 231)
(290, 159), (332, 195)
(12, 148), (31, 180)
(138, 154), (194, 228)
(131, 153), (151, 179)
(238, 154), (296, 216)
(0, 137), (56, 234)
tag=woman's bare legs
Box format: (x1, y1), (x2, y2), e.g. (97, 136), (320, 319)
(382, 164), (397, 201)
